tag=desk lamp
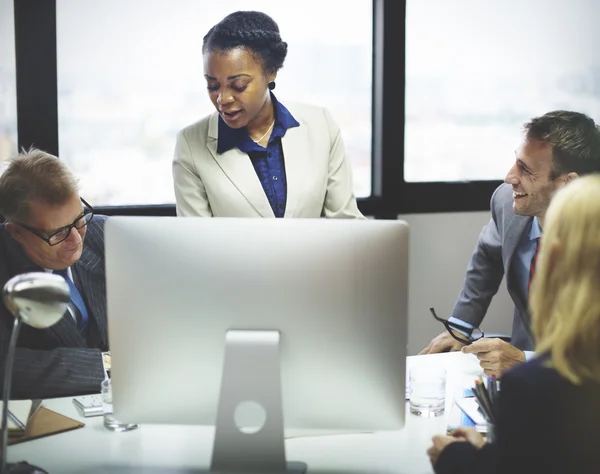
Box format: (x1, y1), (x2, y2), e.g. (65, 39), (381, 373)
(1, 273), (69, 474)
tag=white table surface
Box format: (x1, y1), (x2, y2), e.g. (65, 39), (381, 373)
(8, 352), (484, 474)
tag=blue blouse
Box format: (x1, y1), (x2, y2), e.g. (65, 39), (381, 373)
(216, 93), (300, 217)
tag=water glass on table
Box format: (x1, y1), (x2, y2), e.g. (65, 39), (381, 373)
(409, 366), (446, 417)
(101, 379), (139, 432)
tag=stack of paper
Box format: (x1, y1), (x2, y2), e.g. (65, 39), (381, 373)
(454, 396), (488, 433)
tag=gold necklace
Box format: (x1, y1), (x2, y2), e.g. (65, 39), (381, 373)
(252, 120), (275, 144)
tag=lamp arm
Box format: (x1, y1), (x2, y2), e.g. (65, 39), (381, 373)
(0, 317), (23, 474)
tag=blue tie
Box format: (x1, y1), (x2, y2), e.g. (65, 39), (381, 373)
(54, 268), (89, 335)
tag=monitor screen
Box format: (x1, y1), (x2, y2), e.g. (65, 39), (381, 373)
(106, 217), (408, 437)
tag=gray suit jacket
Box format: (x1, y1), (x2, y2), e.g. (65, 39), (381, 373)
(451, 183), (534, 350)
(0, 216), (108, 399)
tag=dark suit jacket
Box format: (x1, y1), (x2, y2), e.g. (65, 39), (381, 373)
(451, 183), (534, 350)
(435, 353), (600, 474)
(0, 216), (108, 399)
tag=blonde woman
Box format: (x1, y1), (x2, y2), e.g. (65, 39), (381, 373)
(427, 174), (600, 474)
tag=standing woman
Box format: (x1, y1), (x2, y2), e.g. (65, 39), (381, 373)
(173, 11), (364, 219)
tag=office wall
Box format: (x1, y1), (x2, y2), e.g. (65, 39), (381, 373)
(399, 211), (513, 355)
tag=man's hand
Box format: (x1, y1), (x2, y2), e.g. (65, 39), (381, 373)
(420, 331), (466, 355)
(461, 338), (525, 377)
(426, 427), (487, 468)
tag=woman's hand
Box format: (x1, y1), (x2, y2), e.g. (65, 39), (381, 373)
(426, 427), (487, 467)
(451, 427), (486, 448)
(427, 435), (461, 467)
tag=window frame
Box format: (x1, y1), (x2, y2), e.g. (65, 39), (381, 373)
(13, 0), (500, 218)
(378, 1), (502, 214)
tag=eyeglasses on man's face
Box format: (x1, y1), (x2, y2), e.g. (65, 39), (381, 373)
(429, 307), (484, 345)
(19, 198), (95, 247)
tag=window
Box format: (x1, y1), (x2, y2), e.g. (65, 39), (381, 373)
(405, 0), (600, 183)
(56, 0), (373, 206)
(0, 0), (17, 172)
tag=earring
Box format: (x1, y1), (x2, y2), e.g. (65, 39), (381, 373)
(268, 81), (276, 90)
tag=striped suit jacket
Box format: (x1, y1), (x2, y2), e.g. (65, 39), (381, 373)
(0, 216), (108, 399)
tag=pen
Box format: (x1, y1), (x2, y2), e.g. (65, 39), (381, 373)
(487, 376), (498, 421)
(474, 380), (496, 424)
(477, 375), (494, 415)
(490, 375), (497, 402)
(7, 410), (26, 430)
(484, 377), (494, 409)
(472, 386), (492, 423)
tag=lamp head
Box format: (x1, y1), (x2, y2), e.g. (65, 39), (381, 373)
(2, 272), (70, 328)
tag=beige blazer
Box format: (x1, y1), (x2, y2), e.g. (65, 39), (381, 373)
(172, 102), (364, 218)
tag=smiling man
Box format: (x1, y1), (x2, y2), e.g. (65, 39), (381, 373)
(0, 148), (109, 399)
(420, 111), (600, 376)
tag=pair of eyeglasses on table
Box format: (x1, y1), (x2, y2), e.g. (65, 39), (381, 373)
(429, 307), (484, 345)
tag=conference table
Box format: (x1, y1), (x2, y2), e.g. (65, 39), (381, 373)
(8, 352), (484, 473)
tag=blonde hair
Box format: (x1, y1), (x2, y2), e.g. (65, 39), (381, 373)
(530, 174), (600, 384)
(0, 148), (78, 223)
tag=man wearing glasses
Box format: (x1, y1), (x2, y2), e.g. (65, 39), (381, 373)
(0, 148), (109, 399)
(420, 110), (600, 377)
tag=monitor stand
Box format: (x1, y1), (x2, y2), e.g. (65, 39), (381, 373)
(210, 330), (307, 474)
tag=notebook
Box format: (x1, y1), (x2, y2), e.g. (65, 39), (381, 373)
(2, 401), (85, 446)
(0, 400), (32, 430)
(454, 388), (488, 434)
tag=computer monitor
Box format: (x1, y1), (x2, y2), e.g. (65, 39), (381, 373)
(105, 217), (409, 473)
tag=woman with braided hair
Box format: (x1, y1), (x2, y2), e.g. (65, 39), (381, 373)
(172, 10), (364, 219)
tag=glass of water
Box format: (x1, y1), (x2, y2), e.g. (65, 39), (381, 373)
(101, 379), (139, 432)
(409, 366), (446, 417)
